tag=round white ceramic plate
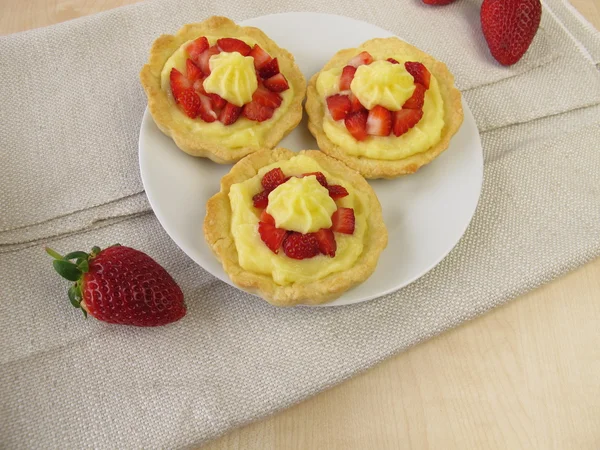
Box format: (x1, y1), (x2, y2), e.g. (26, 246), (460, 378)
(139, 12), (483, 307)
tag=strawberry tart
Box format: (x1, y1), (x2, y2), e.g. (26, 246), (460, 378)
(204, 148), (388, 306)
(306, 37), (463, 178)
(140, 16), (306, 163)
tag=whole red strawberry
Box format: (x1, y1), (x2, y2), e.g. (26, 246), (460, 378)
(46, 245), (186, 326)
(481, 0), (542, 66)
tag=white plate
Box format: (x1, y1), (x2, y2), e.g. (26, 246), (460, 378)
(139, 12), (483, 307)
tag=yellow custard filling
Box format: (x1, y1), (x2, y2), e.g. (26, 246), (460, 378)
(316, 58), (444, 161)
(160, 35), (294, 149)
(267, 176), (337, 233)
(228, 155), (370, 285)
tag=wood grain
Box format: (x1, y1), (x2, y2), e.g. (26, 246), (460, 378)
(2, 1), (599, 449)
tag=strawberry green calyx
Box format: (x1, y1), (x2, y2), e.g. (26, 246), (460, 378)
(45, 245), (119, 317)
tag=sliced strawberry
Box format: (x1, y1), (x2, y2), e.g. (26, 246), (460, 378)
(242, 101), (275, 122)
(261, 168), (286, 192)
(249, 44), (273, 69)
(218, 102), (242, 125)
(253, 85), (282, 109)
(387, 58), (400, 64)
(349, 94), (366, 113)
(217, 38), (251, 56)
(405, 61), (431, 89)
(197, 45), (220, 75)
(208, 93), (227, 110)
(258, 58), (279, 79)
(366, 105), (392, 136)
(402, 83), (426, 110)
(301, 172), (327, 187)
(252, 190), (269, 208)
(170, 68), (191, 101)
(263, 73), (289, 92)
(339, 65), (357, 91)
(331, 208), (355, 234)
(344, 109), (369, 141)
(258, 222), (288, 254)
(313, 229), (336, 257)
(392, 109), (423, 137)
(197, 95), (217, 123)
(192, 79), (206, 96)
(348, 51), (374, 68)
(282, 232), (320, 260)
(260, 210), (275, 225)
(177, 90), (202, 118)
(186, 36), (209, 63)
(327, 185), (349, 200)
(326, 94), (351, 121)
(186, 59), (203, 83)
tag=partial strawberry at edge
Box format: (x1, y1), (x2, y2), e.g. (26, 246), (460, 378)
(263, 73), (289, 92)
(331, 208), (356, 235)
(314, 229), (336, 257)
(422, 0), (457, 5)
(481, 0), (542, 66)
(46, 245), (186, 327)
(258, 222), (289, 254)
(217, 38), (252, 56)
(404, 61), (431, 89)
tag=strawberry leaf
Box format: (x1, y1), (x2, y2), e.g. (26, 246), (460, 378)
(52, 260), (82, 281)
(77, 258), (89, 273)
(45, 247), (63, 260)
(64, 251), (89, 261)
(68, 285), (81, 308)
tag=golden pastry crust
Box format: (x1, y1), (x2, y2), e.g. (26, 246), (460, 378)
(306, 37), (464, 179)
(140, 16), (306, 164)
(204, 148), (388, 306)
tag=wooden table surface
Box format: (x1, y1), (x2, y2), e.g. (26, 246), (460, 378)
(3, 1), (599, 449)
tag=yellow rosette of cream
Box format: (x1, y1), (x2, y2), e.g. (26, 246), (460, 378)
(203, 52), (258, 106)
(266, 176), (337, 233)
(350, 60), (415, 111)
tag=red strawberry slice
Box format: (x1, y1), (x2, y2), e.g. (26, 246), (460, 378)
(258, 222), (288, 254)
(242, 101), (275, 122)
(366, 105), (392, 136)
(348, 51), (374, 68)
(219, 102), (242, 125)
(331, 208), (355, 234)
(339, 65), (357, 91)
(326, 94), (352, 121)
(422, 0), (457, 4)
(258, 58), (279, 79)
(208, 93), (227, 110)
(387, 58), (400, 64)
(263, 73), (289, 92)
(217, 38), (251, 56)
(481, 0), (542, 66)
(327, 185), (349, 200)
(197, 45), (220, 75)
(404, 61), (431, 89)
(170, 68), (191, 101)
(282, 232), (320, 260)
(253, 85), (282, 109)
(197, 95), (217, 123)
(177, 90), (202, 119)
(186, 59), (203, 83)
(349, 94), (365, 113)
(252, 190), (269, 208)
(260, 210), (275, 225)
(249, 44), (273, 69)
(344, 109), (369, 141)
(402, 83), (426, 110)
(301, 172), (327, 187)
(313, 229), (336, 257)
(186, 36), (209, 63)
(393, 109), (423, 137)
(261, 167), (286, 192)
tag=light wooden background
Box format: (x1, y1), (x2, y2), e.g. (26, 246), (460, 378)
(2, 1), (599, 449)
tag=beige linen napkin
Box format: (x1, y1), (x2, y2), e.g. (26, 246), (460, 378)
(1, 0), (600, 448)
